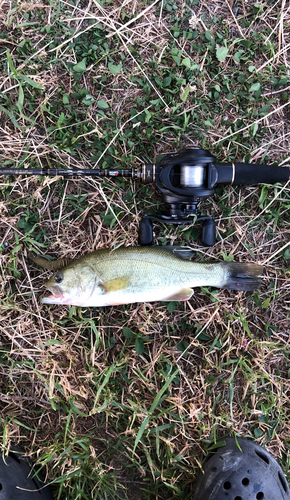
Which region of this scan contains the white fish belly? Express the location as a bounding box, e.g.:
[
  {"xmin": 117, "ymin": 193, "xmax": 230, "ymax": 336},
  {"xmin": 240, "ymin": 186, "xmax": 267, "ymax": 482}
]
[{"xmin": 75, "ymin": 284, "xmax": 190, "ymax": 307}]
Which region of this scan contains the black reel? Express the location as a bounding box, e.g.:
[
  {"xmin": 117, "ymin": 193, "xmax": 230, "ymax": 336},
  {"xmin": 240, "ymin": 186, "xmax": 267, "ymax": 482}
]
[
  {"xmin": 138, "ymin": 146, "xmax": 290, "ymax": 246},
  {"xmin": 138, "ymin": 148, "xmax": 219, "ymax": 246}
]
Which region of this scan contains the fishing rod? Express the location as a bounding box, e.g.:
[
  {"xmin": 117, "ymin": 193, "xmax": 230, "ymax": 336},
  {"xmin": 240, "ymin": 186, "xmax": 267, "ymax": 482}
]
[{"xmin": 1, "ymin": 148, "xmax": 289, "ymax": 246}]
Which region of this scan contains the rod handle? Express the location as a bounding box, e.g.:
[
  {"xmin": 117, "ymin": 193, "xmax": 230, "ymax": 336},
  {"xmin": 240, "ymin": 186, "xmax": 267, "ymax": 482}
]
[{"xmin": 216, "ymin": 162, "xmax": 290, "ymax": 186}]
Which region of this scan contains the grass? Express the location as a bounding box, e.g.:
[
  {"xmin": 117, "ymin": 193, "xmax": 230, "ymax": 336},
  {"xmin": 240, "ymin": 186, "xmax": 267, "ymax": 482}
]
[{"xmin": 0, "ymin": 0, "xmax": 290, "ymax": 498}]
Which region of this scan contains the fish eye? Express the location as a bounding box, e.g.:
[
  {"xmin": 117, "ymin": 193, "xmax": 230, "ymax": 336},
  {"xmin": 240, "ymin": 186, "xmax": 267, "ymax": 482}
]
[{"xmin": 54, "ymin": 273, "xmax": 63, "ymax": 284}]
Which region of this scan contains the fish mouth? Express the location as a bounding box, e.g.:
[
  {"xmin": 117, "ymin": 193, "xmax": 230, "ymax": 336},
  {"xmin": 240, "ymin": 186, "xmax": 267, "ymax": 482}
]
[{"xmin": 41, "ymin": 285, "xmax": 64, "ymax": 304}]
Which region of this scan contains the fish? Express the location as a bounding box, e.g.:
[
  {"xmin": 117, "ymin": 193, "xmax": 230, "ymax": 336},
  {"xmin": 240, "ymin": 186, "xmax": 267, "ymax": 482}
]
[{"xmin": 30, "ymin": 246, "xmax": 263, "ymax": 307}]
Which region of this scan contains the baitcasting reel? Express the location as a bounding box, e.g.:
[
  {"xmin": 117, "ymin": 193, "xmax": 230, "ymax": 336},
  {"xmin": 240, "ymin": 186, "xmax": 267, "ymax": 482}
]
[
  {"xmin": 0, "ymin": 148, "xmax": 289, "ymax": 246},
  {"xmin": 137, "ymin": 148, "xmax": 290, "ymax": 246}
]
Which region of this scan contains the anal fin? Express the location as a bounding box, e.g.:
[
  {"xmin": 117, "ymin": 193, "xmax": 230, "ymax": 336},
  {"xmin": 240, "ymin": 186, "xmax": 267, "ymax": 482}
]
[{"xmin": 163, "ymin": 288, "xmax": 193, "ymax": 301}]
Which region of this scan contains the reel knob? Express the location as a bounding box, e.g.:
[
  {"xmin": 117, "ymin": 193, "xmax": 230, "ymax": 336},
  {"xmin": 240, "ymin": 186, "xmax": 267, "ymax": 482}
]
[
  {"xmin": 138, "ymin": 216, "xmax": 153, "ymax": 246},
  {"xmin": 201, "ymin": 219, "xmax": 216, "ymax": 247}
]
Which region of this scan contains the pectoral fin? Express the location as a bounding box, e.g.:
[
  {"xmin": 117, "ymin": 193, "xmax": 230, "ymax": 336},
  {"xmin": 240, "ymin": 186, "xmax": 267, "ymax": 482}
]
[
  {"xmin": 101, "ymin": 277, "xmax": 129, "ymax": 293},
  {"xmin": 163, "ymin": 288, "xmax": 194, "ymax": 301}
]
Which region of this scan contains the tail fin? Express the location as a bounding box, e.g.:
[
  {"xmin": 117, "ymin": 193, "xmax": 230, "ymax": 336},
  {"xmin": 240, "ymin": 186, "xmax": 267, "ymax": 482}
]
[{"xmin": 222, "ymin": 262, "xmax": 263, "ymax": 291}]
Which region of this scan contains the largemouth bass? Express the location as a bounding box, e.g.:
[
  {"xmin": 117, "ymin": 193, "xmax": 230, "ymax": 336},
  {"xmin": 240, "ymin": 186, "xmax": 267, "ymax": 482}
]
[{"xmin": 31, "ymin": 246, "xmax": 263, "ymax": 307}]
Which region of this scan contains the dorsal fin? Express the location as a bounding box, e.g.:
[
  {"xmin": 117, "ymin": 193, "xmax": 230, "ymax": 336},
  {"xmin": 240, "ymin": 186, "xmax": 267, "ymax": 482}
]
[
  {"xmin": 28, "ymin": 251, "xmax": 72, "ymax": 271},
  {"xmin": 158, "ymin": 246, "xmax": 196, "ymax": 261}
]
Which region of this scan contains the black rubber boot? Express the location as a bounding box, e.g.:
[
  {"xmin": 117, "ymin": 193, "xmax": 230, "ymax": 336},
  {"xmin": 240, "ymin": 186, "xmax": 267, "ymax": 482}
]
[
  {"xmin": 193, "ymin": 437, "xmax": 290, "ymax": 500},
  {"xmin": 0, "ymin": 445, "xmax": 54, "ymax": 500}
]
